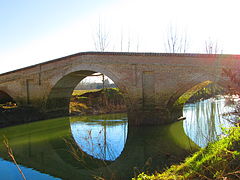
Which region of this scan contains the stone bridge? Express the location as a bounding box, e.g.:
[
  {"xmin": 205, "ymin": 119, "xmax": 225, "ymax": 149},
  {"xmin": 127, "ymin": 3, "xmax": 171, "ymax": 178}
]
[{"xmin": 0, "ymin": 52, "xmax": 239, "ymax": 126}]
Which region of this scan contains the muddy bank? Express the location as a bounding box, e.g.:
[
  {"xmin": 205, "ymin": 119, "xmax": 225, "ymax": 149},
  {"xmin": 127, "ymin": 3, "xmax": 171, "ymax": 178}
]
[{"xmin": 70, "ymin": 88, "xmax": 127, "ymax": 115}]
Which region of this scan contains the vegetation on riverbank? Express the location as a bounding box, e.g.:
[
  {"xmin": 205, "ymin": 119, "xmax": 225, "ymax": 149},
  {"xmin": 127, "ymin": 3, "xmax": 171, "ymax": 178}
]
[
  {"xmin": 70, "ymin": 88, "xmax": 126, "ymax": 115},
  {"xmin": 187, "ymin": 83, "xmax": 225, "ymax": 103},
  {"xmin": 135, "ymin": 70, "xmax": 240, "ymax": 180},
  {"xmin": 175, "ymin": 82, "xmax": 225, "ymax": 108},
  {"xmin": 134, "ymin": 125, "xmax": 240, "ymax": 180}
]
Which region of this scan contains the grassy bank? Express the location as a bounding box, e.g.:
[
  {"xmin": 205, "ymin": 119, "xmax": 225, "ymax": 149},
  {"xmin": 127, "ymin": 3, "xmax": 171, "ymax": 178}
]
[
  {"xmin": 134, "ymin": 125, "xmax": 240, "ymax": 180},
  {"xmin": 72, "ymin": 89, "xmax": 101, "ymax": 96},
  {"xmin": 70, "ymin": 88, "xmax": 126, "ymax": 115}
]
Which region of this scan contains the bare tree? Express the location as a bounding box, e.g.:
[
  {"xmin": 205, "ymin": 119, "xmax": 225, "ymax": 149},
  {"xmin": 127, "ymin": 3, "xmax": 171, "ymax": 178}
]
[
  {"xmin": 94, "ymin": 20, "xmax": 110, "ymax": 52},
  {"xmin": 120, "ymin": 29, "xmax": 123, "ymax": 52},
  {"xmin": 204, "ymin": 38, "xmax": 223, "ymax": 95},
  {"xmin": 164, "ymin": 25, "xmax": 188, "ymax": 53},
  {"xmin": 118, "ymin": 28, "xmax": 140, "ymax": 52},
  {"xmin": 127, "ymin": 36, "xmax": 131, "ymax": 52},
  {"xmin": 205, "ymin": 38, "xmax": 222, "ymax": 54},
  {"xmin": 136, "ymin": 37, "xmax": 140, "ymax": 52}
]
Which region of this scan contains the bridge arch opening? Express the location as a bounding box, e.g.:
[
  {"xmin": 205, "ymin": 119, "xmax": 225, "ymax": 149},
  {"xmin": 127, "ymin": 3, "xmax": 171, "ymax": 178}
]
[
  {"xmin": 69, "ymin": 72, "xmax": 127, "ymax": 115},
  {"xmin": 0, "ymin": 90, "xmax": 17, "ymax": 109},
  {"xmin": 170, "ymin": 80, "xmax": 232, "ymax": 148},
  {"xmin": 46, "ymin": 70, "xmax": 128, "ymax": 118},
  {"xmin": 166, "ymin": 79, "xmax": 226, "ymax": 122},
  {"xmin": 169, "ymin": 80, "xmax": 226, "ymax": 113},
  {"xmin": 46, "ymin": 70, "xmax": 128, "ymax": 161},
  {"xmin": 174, "ymin": 80, "xmax": 213, "ymax": 108}
]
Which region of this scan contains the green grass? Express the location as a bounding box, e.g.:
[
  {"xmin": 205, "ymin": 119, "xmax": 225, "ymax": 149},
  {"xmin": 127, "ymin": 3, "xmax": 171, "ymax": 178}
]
[
  {"xmin": 134, "ymin": 125, "xmax": 240, "ymax": 180},
  {"xmin": 72, "ymin": 89, "xmax": 101, "ymax": 96}
]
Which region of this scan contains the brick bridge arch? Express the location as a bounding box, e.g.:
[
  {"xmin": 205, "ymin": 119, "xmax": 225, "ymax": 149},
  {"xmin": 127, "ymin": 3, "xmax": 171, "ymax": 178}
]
[
  {"xmin": 45, "ymin": 64, "xmax": 132, "ymax": 117},
  {"xmin": 167, "ymin": 73, "xmax": 229, "ymax": 119}
]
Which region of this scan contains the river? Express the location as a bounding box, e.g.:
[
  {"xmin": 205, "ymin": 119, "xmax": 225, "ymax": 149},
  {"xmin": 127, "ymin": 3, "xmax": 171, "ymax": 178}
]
[{"xmin": 0, "ymin": 97, "xmax": 235, "ymax": 179}]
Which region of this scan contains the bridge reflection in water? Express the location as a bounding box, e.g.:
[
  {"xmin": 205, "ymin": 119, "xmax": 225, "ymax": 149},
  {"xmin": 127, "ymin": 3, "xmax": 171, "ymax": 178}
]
[
  {"xmin": 0, "ymin": 98, "xmax": 234, "ymax": 180},
  {"xmin": 0, "ymin": 114, "xmax": 197, "ymax": 180},
  {"xmin": 70, "ymin": 114, "xmax": 128, "ymax": 161},
  {"xmin": 183, "ymin": 97, "xmax": 235, "ymax": 147}
]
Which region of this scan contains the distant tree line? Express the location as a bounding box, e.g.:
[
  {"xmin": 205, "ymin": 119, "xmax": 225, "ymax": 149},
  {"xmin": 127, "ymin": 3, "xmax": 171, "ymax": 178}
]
[{"xmin": 75, "ymin": 79, "xmax": 116, "ymax": 90}]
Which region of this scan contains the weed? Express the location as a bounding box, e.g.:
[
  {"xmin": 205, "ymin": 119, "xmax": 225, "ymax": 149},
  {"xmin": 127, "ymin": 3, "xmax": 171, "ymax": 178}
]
[
  {"xmin": 134, "ymin": 126, "xmax": 240, "ymax": 179},
  {"xmin": 3, "ymin": 136, "xmax": 26, "ymax": 180}
]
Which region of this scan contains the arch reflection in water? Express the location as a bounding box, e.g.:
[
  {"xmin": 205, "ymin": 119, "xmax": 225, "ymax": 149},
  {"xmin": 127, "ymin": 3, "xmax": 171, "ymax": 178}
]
[
  {"xmin": 70, "ymin": 113, "xmax": 128, "ymax": 161},
  {"xmin": 183, "ymin": 97, "xmax": 235, "ymax": 147}
]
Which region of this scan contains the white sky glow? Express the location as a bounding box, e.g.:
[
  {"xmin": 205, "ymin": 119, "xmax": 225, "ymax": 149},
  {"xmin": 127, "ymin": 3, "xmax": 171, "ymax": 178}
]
[{"xmin": 1, "ymin": 0, "xmax": 240, "ymax": 73}]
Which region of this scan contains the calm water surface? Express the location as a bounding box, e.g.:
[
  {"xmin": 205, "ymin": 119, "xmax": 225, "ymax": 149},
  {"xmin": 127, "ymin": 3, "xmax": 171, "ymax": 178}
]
[
  {"xmin": 0, "ymin": 98, "xmax": 234, "ymax": 179},
  {"xmin": 183, "ymin": 97, "xmax": 234, "ymax": 147}
]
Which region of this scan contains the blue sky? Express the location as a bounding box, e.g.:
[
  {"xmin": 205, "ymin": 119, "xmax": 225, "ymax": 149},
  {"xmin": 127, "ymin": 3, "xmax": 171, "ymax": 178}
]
[
  {"xmin": 1, "ymin": 0, "xmax": 240, "ymax": 73},
  {"xmin": 0, "ymin": 0, "xmax": 113, "ymax": 51}
]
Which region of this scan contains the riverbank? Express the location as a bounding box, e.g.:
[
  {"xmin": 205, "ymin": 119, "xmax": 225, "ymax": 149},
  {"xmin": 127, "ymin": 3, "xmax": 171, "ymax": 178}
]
[
  {"xmin": 0, "ymin": 88, "xmax": 126, "ymax": 128},
  {"xmin": 186, "ymin": 84, "xmax": 225, "ymax": 104},
  {"xmin": 134, "ymin": 125, "xmax": 240, "ymax": 180},
  {"xmin": 70, "ymin": 88, "xmax": 126, "ymax": 115},
  {"xmin": 0, "ymin": 106, "xmax": 44, "ymax": 127}
]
